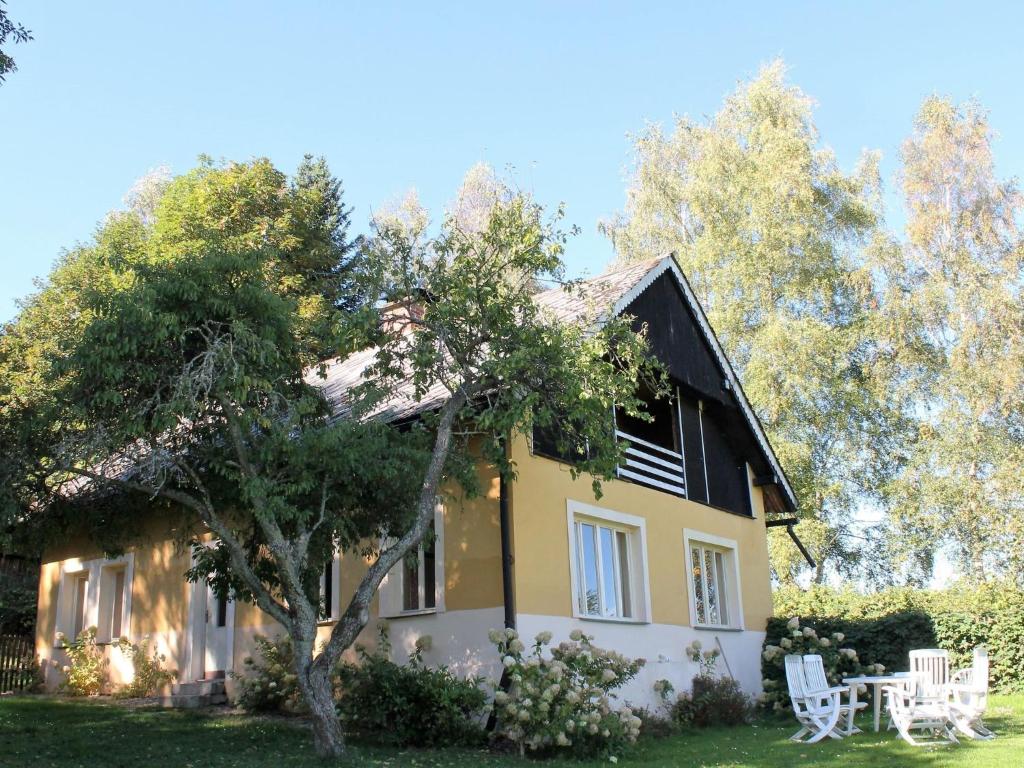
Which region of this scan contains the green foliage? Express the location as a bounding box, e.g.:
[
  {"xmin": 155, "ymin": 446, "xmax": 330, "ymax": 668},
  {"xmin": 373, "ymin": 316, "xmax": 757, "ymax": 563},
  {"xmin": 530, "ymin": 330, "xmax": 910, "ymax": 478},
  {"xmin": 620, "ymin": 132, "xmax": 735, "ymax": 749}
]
[
  {"xmin": 54, "ymin": 627, "xmax": 107, "ymax": 696},
  {"xmin": 489, "ymin": 628, "xmax": 644, "ymax": 759},
  {"xmin": 655, "ymin": 641, "xmax": 751, "ymax": 728},
  {"xmin": 233, "ymin": 634, "xmax": 305, "ymax": 714},
  {"xmin": 773, "ymin": 582, "xmax": 1024, "ymax": 693},
  {"xmin": 0, "ymin": 562, "xmax": 37, "ymax": 636},
  {"xmin": 2, "ymin": 157, "xmax": 658, "ymax": 756},
  {"xmin": 869, "ymin": 97, "xmax": 1024, "ymax": 582},
  {"xmin": 673, "ymin": 676, "xmax": 751, "ymax": 728},
  {"xmin": 335, "ymin": 626, "xmax": 488, "ymax": 747},
  {"xmin": 0, "ymin": 1, "xmax": 32, "ymax": 83},
  {"xmin": 114, "ymin": 636, "xmax": 176, "ymax": 698}
]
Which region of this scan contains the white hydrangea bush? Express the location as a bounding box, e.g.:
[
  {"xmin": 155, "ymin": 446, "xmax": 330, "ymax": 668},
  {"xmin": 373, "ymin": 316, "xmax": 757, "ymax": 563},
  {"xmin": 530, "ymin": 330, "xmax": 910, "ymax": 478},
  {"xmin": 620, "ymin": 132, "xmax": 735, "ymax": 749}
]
[{"xmin": 488, "ymin": 628, "xmax": 645, "ymax": 758}]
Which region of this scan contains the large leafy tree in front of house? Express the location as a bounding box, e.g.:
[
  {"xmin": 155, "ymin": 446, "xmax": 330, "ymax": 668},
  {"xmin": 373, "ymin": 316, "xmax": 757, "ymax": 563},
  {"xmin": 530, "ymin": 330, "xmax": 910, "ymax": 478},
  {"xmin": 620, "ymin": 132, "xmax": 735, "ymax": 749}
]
[
  {"xmin": 602, "ymin": 60, "xmax": 910, "ymax": 582},
  {"xmin": 0, "ymin": 159, "xmax": 657, "ymax": 757}
]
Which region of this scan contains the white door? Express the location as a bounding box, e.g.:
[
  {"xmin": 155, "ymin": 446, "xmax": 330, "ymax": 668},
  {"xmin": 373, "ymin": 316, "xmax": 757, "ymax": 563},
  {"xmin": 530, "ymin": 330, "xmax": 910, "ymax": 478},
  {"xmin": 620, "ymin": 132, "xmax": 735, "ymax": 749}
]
[{"xmin": 203, "ymin": 585, "xmax": 230, "ymax": 679}]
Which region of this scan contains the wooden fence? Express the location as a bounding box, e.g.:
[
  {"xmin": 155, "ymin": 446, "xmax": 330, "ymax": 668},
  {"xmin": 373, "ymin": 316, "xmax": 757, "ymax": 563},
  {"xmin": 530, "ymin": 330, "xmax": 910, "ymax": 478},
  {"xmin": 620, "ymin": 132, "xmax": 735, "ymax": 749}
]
[{"xmin": 0, "ymin": 635, "xmax": 36, "ymax": 693}]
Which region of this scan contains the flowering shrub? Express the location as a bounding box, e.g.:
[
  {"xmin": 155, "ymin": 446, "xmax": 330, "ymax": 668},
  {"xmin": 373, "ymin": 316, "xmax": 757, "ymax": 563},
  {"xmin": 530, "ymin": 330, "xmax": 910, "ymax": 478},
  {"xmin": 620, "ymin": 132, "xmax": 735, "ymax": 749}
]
[
  {"xmin": 335, "ymin": 624, "xmax": 488, "ymax": 747},
  {"xmin": 55, "ymin": 627, "xmax": 108, "ymax": 696},
  {"xmin": 774, "ymin": 582, "xmax": 1024, "ymax": 693},
  {"xmin": 233, "ymin": 634, "xmax": 304, "ymax": 713},
  {"xmin": 654, "ymin": 640, "xmax": 750, "ymax": 728},
  {"xmin": 760, "ymin": 616, "xmax": 869, "ymax": 711},
  {"xmin": 489, "ymin": 628, "xmax": 645, "ymax": 759},
  {"xmin": 115, "ymin": 636, "xmax": 176, "ymax": 697}
]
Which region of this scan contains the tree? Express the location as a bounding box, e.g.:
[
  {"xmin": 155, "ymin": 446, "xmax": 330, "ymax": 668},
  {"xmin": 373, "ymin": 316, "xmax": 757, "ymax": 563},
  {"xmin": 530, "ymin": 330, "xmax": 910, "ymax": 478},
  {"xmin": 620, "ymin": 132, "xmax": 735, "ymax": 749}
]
[
  {"xmin": 872, "ymin": 97, "xmax": 1024, "ymax": 582},
  {"xmin": 0, "ymin": 1, "xmax": 32, "ymax": 84},
  {"xmin": 1, "ymin": 160, "xmax": 657, "ymax": 757},
  {"xmin": 602, "ymin": 60, "xmax": 908, "ymax": 582}
]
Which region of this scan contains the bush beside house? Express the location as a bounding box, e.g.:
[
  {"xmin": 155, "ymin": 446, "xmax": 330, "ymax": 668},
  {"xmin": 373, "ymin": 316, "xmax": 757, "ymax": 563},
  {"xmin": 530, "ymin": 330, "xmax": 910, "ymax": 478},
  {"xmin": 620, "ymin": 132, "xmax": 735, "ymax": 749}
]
[
  {"xmin": 770, "ymin": 582, "xmax": 1024, "ymax": 694},
  {"xmin": 233, "ymin": 625, "xmax": 647, "ymax": 758},
  {"xmin": 653, "ymin": 641, "xmax": 752, "ymax": 727},
  {"xmin": 53, "ymin": 628, "xmax": 176, "ymax": 697},
  {"xmin": 336, "ymin": 628, "xmax": 489, "ymax": 748}
]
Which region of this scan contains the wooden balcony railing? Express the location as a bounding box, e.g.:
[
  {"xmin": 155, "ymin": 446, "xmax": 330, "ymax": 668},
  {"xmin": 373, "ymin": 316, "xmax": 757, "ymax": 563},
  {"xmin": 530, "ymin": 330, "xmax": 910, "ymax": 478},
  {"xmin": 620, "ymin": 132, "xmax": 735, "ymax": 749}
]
[{"xmin": 614, "ymin": 429, "xmax": 686, "ymax": 496}]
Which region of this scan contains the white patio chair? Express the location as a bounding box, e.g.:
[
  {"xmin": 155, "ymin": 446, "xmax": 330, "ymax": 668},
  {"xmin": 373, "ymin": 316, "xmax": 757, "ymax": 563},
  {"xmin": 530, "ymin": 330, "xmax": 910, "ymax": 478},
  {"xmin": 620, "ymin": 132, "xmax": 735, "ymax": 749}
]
[
  {"xmin": 948, "ymin": 646, "xmax": 995, "ymax": 739},
  {"xmin": 784, "ymin": 654, "xmax": 844, "ymax": 743},
  {"xmin": 803, "ymin": 654, "xmax": 866, "ymax": 736},
  {"xmin": 909, "ymin": 648, "xmax": 951, "ymax": 705},
  {"xmin": 884, "ymin": 675, "xmax": 958, "ymax": 747}
]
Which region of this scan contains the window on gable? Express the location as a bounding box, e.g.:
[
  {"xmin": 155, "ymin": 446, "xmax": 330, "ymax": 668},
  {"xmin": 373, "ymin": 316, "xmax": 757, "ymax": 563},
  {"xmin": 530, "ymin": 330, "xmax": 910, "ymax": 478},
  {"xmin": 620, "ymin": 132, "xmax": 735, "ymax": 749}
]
[
  {"xmin": 568, "ymin": 502, "xmax": 648, "ymax": 623},
  {"xmin": 685, "ymin": 532, "xmax": 742, "ymax": 629}
]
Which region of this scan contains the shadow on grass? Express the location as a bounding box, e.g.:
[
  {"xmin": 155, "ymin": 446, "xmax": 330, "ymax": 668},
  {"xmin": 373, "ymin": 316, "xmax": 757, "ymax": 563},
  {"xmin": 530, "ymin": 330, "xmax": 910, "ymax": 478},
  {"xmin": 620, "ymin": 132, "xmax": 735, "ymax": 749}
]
[{"xmin": 1, "ymin": 694, "xmax": 1020, "ymax": 767}]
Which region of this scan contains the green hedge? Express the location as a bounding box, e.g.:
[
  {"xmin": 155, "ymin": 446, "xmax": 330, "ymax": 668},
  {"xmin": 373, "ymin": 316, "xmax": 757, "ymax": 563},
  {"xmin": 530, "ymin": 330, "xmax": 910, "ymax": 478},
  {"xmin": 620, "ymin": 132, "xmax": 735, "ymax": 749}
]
[{"xmin": 771, "ymin": 581, "xmax": 1024, "ymax": 693}]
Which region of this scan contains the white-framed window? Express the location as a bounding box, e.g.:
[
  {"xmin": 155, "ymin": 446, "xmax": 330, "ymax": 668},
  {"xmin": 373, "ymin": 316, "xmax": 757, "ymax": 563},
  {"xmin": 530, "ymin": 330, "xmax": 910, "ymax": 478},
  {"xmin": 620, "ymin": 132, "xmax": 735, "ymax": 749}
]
[
  {"xmin": 55, "ymin": 554, "xmax": 134, "ymax": 645},
  {"xmin": 566, "ymin": 500, "xmax": 650, "ymax": 623},
  {"xmin": 683, "ymin": 530, "xmax": 743, "ymax": 629},
  {"xmin": 379, "ymin": 502, "xmax": 445, "ymax": 618},
  {"xmin": 97, "ymin": 564, "xmax": 129, "ymax": 642},
  {"xmin": 69, "ymin": 571, "xmax": 89, "ymax": 640},
  {"xmin": 319, "ymin": 550, "xmax": 340, "ymax": 622}
]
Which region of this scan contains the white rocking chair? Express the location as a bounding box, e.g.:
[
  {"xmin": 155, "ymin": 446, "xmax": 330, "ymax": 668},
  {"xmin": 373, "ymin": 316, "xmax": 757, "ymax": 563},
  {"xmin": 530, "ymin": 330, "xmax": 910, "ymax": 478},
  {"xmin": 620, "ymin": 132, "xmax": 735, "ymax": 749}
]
[
  {"xmin": 948, "ymin": 647, "xmax": 995, "ymax": 739},
  {"xmin": 803, "ymin": 654, "xmax": 866, "ymax": 736},
  {"xmin": 784, "ymin": 654, "xmax": 847, "ymax": 743},
  {"xmin": 886, "ymin": 649, "xmax": 958, "ymax": 746}
]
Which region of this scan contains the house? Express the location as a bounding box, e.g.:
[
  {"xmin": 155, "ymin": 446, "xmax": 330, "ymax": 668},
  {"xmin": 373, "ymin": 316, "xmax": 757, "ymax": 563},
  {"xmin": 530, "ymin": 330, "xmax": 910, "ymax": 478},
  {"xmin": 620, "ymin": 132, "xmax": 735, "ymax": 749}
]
[{"xmin": 34, "ymin": 254, "xmax": 800, "ymax": 708}]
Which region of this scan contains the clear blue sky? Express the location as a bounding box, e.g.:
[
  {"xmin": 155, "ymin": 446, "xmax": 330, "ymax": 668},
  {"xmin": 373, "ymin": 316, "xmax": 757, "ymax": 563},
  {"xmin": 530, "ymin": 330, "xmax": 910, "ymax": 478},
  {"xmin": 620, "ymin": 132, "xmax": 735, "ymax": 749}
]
[{"xmin": 3, "ymin": 1, "xmax": 1023, "ymax": 322}]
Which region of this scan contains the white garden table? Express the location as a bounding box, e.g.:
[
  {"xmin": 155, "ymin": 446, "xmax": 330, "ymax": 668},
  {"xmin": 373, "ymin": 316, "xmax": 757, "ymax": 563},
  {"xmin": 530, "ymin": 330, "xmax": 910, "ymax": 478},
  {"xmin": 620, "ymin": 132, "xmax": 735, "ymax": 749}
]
[{"xmin": 842, "ymin": 674, "xmax": 916, "ymax": 733}]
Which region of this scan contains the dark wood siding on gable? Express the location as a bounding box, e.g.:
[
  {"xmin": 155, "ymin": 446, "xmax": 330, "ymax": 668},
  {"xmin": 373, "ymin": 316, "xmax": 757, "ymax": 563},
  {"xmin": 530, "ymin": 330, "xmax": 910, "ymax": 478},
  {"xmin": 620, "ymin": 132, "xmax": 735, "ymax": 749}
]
[
  {"xmin": 623, "ymin": 271, "xmax": 760, "ymax": 516},
  {"xmin": 700, "ymin": 404, "xmax": 753, "ymax": 516},
  {"xmin": 623, "ymin": 272, "xmax": 730, "ymax": 407}
]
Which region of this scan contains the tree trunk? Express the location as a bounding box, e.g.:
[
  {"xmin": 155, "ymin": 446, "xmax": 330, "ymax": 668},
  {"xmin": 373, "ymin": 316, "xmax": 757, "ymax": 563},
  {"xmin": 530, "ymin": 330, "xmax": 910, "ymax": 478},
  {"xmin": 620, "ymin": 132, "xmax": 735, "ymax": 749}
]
[{"xmin": 294, "ymin": 639, "xmax": 346, "ymax": 758}]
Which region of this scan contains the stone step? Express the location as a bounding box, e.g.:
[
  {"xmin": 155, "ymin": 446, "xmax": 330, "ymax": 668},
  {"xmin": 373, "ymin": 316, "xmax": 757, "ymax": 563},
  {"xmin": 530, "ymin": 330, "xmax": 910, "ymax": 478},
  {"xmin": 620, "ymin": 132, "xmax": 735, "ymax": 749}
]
[
  {"xmin": 171, "ymin": 679, "xmax": 226, "ymax": 698},
  {"xmin": 160, "ymin": 692, "xmax": 228, "ymax": 709}
]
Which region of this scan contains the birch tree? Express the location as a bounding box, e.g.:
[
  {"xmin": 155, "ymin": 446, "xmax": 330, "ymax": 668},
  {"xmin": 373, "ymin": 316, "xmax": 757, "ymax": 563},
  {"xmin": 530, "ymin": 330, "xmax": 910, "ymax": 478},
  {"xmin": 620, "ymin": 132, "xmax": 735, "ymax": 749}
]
[
  {"xmin": 873, "ymin": 97, "xmax": 1024, "ymax": 582},
  {"xmin": 603, "ymin": 61, "xmax": 908, "ymax": 581}
]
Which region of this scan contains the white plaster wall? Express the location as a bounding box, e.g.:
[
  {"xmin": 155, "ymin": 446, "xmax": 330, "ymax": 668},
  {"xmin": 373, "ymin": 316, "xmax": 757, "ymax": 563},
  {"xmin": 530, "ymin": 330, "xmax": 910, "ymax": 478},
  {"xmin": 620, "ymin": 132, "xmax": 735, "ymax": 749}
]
[
  {"xmin": 516, "ymin": 614, "xmax": 765, "ymax": 711},
  {"xmin": 225, "ymin": 607, "xmax": 764, "ymax": 712},
  {"xmin": 231, "ymin": 606, "xmax": 507, "ymax": 693}
]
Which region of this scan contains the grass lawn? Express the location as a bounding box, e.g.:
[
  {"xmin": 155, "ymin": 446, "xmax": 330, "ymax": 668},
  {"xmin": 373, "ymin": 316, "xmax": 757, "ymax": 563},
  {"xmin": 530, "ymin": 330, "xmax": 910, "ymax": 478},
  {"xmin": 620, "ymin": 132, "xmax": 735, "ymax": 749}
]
[{"xmin": 1, "ymin": 694, "xmax": 1021, "ymax": 767}]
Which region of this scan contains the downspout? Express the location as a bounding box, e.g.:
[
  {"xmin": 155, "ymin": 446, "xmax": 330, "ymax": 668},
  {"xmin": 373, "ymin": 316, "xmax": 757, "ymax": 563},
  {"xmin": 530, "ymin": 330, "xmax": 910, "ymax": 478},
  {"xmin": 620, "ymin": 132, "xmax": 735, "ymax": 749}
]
[
  {"xmin": 499, "ymin": 468, "xmax": 515, "ymax": 630},
  {"xmin": 488, "ymin": 441, "xmax": 516, "ymax": 732}
]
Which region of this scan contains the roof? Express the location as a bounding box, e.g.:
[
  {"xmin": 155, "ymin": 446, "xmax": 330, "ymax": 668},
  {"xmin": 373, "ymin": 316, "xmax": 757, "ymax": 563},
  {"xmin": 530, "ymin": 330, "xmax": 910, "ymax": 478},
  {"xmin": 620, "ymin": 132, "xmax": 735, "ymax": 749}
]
[
  {"xmin": 308, "ymin": 257, "xmax": 664, "ymax": 422},
  {"xmin": 309, "ymin": 254, "xmax": 797, "ymax": 512}
]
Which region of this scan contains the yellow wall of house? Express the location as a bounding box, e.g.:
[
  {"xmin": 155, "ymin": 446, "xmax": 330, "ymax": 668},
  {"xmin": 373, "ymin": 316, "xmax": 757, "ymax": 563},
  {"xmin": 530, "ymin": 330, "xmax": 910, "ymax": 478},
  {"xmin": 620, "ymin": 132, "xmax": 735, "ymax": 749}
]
[
  {"xmin": 36, "ymin": 519, "xmax": 195, "ymax": 687},
  {"xmin": 507, "ymin": 432, "xmax": 773, "ymax": 631},
  {"xmin": 35, "ymin": 457, "xmax": 504, "ymax": 687}
]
